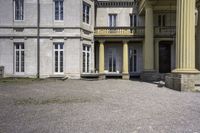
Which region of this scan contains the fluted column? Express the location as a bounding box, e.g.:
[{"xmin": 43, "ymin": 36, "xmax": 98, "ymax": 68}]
[
  {"xmin": 143, "ymin": 3, "xmax": 154, "ymax": 71},
  {"xmin": 99, "ymin": 40, "xmax": 105, "ymax": 74},
  {"xmin": 173, "ymin": 0, "xmax": 199, "ymax": 73},
  {"xmin": 123, "ymin": 41, "xmax": 129, "ymax": 74}
]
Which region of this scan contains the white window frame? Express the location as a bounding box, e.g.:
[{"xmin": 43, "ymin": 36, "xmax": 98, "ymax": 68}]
[
  {"xmin": 14, "ymin": 0, "xmax": 24, "ymax": 21},
  {"xmin": 54, "ymin": 0, "xmax": 64, "ymax": 21},
  {"xmin": 82, "ymin": 45, "xmax": 91, "ymax": 73},
  {"xmin": 83, "ymin": 2, "xmax": 91, "ymax": 24},
  {"xmin": 109, "ymin": 14, "xmax": 117, "ymax": 27},
  {"xmin": 14, "ymin": 42, "xmax": 25, "ymax": 74},
  {"xmin": 54, "ymin": 43, "xmax": 64, "ymax": 74}
]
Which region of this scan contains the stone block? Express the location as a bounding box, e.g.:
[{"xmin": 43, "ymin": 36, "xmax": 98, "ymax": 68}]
[
  {"xmin": 140, "ymin": 71, "xmax": 159, "ymax": 82},
  {"xmin": 165, "ymin": 73, "xmax": 200, "ymax": 92},
  {"xmin": 122, "ymin": 73, "xmax": 130, "ymax": 80},
  {"xmin": 98, "ymin": 74, "xmax": 106, "ymax": 80}
]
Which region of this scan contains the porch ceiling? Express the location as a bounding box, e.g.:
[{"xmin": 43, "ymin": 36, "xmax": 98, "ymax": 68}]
[{"xmin": 138, "ymin": 0, "xmax": 177, "ymax": 14}]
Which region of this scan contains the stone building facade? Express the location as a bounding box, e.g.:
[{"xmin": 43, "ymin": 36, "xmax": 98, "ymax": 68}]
[
  {"xmin": 0, "ymin": 0, "xmax": 200, "ymax": 91},
  {"xmin": 0, "ymin": 0, "xmax": 95, "ymax": 79}
]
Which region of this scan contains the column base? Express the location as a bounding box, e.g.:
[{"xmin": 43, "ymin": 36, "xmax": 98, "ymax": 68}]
[
  {"xmin": 165, "ymin": 73, "xmax": 200, "ymax": 92},
  {"xmin": 172, "ymin": 68, "xmax": 200, "ymax": 74},
  {"xmin": 140, "ymin": 70, "xmax": 159, "ymax": 82},
  {"xmin": 98, "ymin": 74, "xmax": 106, "ymax": 80},
  {"xmin": 122, "ymin": 73, "xmax": 130, "ymax": 80}
]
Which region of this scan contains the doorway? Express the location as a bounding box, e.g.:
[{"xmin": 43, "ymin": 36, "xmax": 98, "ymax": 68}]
[{"xmin": 159, "ymin": 42, "xmax": 171, "ymax": 73}]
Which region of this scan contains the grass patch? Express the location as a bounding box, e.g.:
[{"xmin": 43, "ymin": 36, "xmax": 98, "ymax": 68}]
[
  {"xmin": 0, "ymin": 78, "xmax": 47, "ymax": 85},
  {"xmin": 14, "ymin": 97, "xmax": 92, "ymax": 105}
]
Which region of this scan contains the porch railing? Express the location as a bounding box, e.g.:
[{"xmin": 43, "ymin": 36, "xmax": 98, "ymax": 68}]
[
  {"xmin": 154, "ymin": 26, "xmax": 176, "ymax": 37},
  {"xmin": 94, "ymin": 27, "xmax": 145, "ymax": 37}
]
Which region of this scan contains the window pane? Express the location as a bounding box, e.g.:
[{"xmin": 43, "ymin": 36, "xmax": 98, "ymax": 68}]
[
  {"xmin": 114, "ymin": 15, "xmax": 116, "ymax": 27},
  {"xmin": 55, "ymin": 51, "xmax": 58, "ymax": 72},
  {"xmin": 55, "ymin": 44, "xmax": 58, "ymax": 49},
  {"xmin": 158, "ymin": 15, "xmax": 162, "ymax": 26},
  {"xmin": 83, "ymin": 52, "xmax": 86, "ymax": 72},
  {"xmin": 60, "ymin": 43, "xmax": 64, "ymax": 49},
  {"xmin": 113, "ymin": 57, "xmax": 116, "ymax": 72},
  {"xmin": 83, "ymin": 3, "xmax": 90, "ymax": 23},
  {"xmin": 21, "ymin": 51, "xmax": 24, "ymax": 72},
  {"xmin": 87, "ymin": 46, "xmax": 90, "ymax": 51},
  {"xmin": 60, "ymin": 1, "xmax": 63, "ymax": 20},
  {"xmin": 108, "ymin": 50, "xmax": 112, "ymax": 72},
  {"xmin": 134, "ymin": 50, "xmax": 137, "ymax": 72},
  {"xmin": 86, "ymin": 15, "xmax": 89, "ymax": 24},
  {"xmin": 130, "ymin": 15, "xmax": 133, "ymax": 27},
  {"xmin": 60, "ymin": 51, "xmax": 63, "ymax": 61},
  {"xmin": 134, "ymin": 15, "xmax": 137, "ymax": 27},
  {"xmin": 87, "ymin": 53, "xmax": 89, "ymax": 73},
  {"xmin": 21, "ymin": 44, "xmax": 24, "ymax": 49},
  {"xmin": 15, "ymin": 0, "xmax": 23, "ymax": 20},
  {"xmin": 16, "ymin": 51, "xmax": 19, "ymax": 72},
  {"xmin": 60, "ymin": 51, "xmax": 63, "ymax": 72},
  {"xmin": 163, "ymin": 15, "xmax": 166, "ymax": 26},
  {"xmin": 16, "ymin": 44, "xmax": 19, "ymax": 49},
  {"xmin": 129, "ymin": 50, "xmax": 133, "ymax": 72},
  {"xmin": 55, "ymin": 1, "xmax": 59, "ymax": 20},
  {"xmin": 21, "ymin": 0, "xmax": 24, "ymax": 20}
]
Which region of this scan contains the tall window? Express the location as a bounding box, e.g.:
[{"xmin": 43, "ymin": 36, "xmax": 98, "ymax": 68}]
[
  {"xmin": 108, "ymin": 48, "xmax": 116, "ymax": 72},
  {"xmin": 83, "ymin": 2, "xmax": 90, "ymax": 24},
  {"xmin": 14, "ymin": 43, "xmax": 25, "ymax": 73},
  {"xmin": 82, "ymin": 45, "xmax": 91, "ymax": 73},
  {"xmin": 158, "ymin": 15, "xmax": 166, "ymax": 27},
  {"xmin": 129, "ymin": 49, "xmax": 137, "ymax": 73},
  {"xmin": 14, "ymin": 0, "xmax": 24, "ymax": 20},
  {"xmin": 54, "ymin": 43, "xmax": 64, "ymax": 73},
  {"xmin": 109, "ymin": 14, "xmax": 117, "ymax": 27},
  {"xmin": 130, "ymin": 14, "xmax": 137, "ymax": 27},
  {"xmin": 55, "ymin": 0, "xmax": 64, "ymax": 20}
]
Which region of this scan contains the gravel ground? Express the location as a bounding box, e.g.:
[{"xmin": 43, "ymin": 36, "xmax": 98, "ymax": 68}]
[{"xmin": 0, "ymin": 79, "xmax": 200, "ymax": 133}]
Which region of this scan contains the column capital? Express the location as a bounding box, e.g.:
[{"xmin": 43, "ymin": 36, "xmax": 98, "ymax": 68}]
[
  {"xmin": 122, "ymin": 40, "xmax": 129, "ymax": 44},
  {"xmin": 145, "ymin": 0, "xmax": 152, "ymax": 9},
  {"xmin": 99, "ymin": 40, "xmax": 105, "ymax": 44}
]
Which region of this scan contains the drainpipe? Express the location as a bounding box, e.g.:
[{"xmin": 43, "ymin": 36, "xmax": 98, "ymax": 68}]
[{"xmin": 37, "ymin": 0, "xmax": 40, "ymax": 78}]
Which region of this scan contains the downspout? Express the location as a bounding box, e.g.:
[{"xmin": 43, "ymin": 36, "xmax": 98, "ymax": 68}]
[{"xmin": 37, "ymin": 0, "xmax": 40, "ymax": 78}]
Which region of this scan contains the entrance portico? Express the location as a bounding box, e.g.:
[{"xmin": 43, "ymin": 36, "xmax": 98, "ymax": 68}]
[{"xmin": 96, "ymin": 39, "xmax": 143, "ymax": 80}]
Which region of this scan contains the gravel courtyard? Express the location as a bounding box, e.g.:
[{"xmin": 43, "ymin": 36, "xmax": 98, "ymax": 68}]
[{"xmin": 0, "ymin": 79, "xmax": 200, "ymax": 133}]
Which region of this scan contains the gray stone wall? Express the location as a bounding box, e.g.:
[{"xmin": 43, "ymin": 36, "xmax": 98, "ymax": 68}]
[{"xmin": 0, "ymin": 0, "xmax": 95, "ymax": 79}]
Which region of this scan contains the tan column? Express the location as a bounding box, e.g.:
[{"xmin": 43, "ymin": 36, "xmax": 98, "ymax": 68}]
[
  {"xmin": 143, "ymin": 3, "xmax": 154, "ymax": 71},
  {"xmin": 123, "ymin": 41, "xmax": 129, "ymax": 74},
  {"xmin": 99, "ymin": 41, "xmax": 105, "ymax": 74},
  {"xmin": 173, "ymin": 0, "xmax": 199, "ymax": 73}
]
